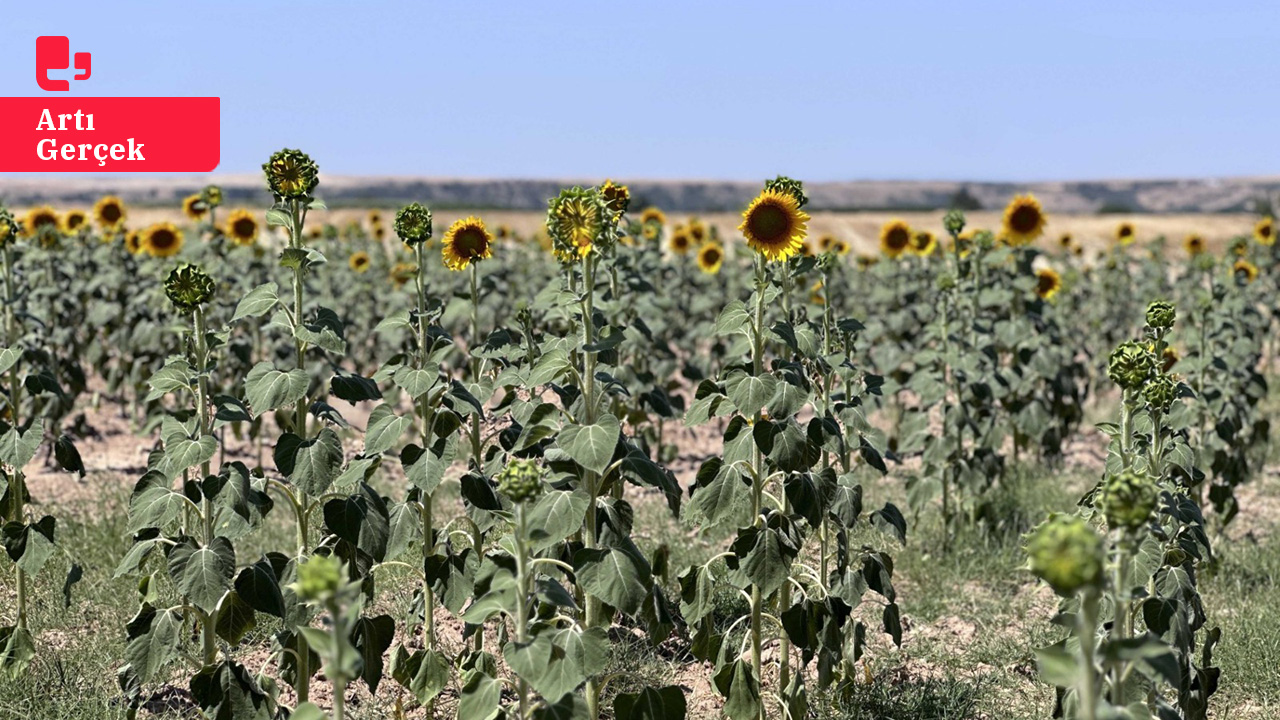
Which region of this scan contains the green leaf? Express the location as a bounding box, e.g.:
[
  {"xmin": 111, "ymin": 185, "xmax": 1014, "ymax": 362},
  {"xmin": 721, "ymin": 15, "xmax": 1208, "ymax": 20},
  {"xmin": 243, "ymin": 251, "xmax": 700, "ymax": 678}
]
[
  {"xmin": 0, "ymin": 347, "xmax": 21, "ymax": 376},
  {"xmin": 331, "ymin": 370, "xmax": 383, "ymax": 403},
  {"xmin": 394, "ymin": 367, "xmax": 436, "ymax": 399},
  {"xmin": 560, "ymin": 414, "xmax": 621, "ymax": 474},
  {"xmin": 124, "ymin": 607, "xmax": 182, "ymax": 681},
  {"xmin": 401, "ymin": 436, "xmax": 457, "ymax": 495},
  {"xmin": 214, "ymin": 590, "xmax": 257, "ymax": 645},
  {"xmin": 145, "ymin": 359, "xmax": 194, "ymax": 402},
  {"xmin": 390, "ymin": 646, "xmax": 451, "ymax": 706},
  {"xmin": 324, "ymin": 483, "xmax": 390, "ymax": 563},
  {"xmin": 725, "ymin": 371, "xmax": 777, "ymax": 418},
  {"xmin": 0, "ymin": 425, "xmax": 40, "ymax": 470},
  {"xmin": 364, "ymin": 404, "xmax": 412, "ymax": 456},
  {"xmin": 276, "ymin": 429, "xmax": 345, "ymax": 496},
  {"xmin": 2, "ymin": 516, "xmax": 56, "ymax": 577},
  {"xmin": 458, "ymin": 668, "xmax": 502, "ymax": 720},
  {"xmin": 727, "ymin": 514, "xmax": 801, "ymax": 597},
  {"xmin": 244, "ymin": 362, "xmax": 309, "ymax": 415},
  {"xmin": 295, "ymin": 307, "xmax": 347, "ymax": 355},
  {"xmin": 167, "ymin": 537, "xmax": 235, "ymax": 614},
  {"xmin": 161, "ymin": 434, "xmax": 217, "ymax": 477},
  {"xmin": 615, "ymin": 685, "xmax": 688, "ymax": 720},
  {"xmin": 234, "ymin": 557, "xmax": 285, "ymax": 618},
  {"xmin": 351, "ymin": 614, "xmax": 396, "ymax": 693},
  {"xmin": 525, "ymin": 490, "xmax": 590, "ymax": 552},
  {"xmin": 0, "ymin": 625, "xmax": 35, "ymax": 679},
  {"xmin": 574, "ymin": 545, "xmax": 651, "ymax": 616},
  {"xmin": 716, "ymin": 659, "xmax": 762, "ymax": 720},
  {"xmin": 128, "ymin": 471, "xmax": 189, "ymax": 532},
  {"xmin": 231, "ymin": 282, "xmax": 279, "ymax": 323}
]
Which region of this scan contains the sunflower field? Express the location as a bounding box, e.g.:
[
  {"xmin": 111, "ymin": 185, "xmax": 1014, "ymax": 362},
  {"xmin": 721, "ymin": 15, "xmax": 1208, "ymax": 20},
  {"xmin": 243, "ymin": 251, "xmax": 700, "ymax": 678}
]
[{"xmin": 0, "ymin": 153, "xmax": 1278, "ymax": 720}]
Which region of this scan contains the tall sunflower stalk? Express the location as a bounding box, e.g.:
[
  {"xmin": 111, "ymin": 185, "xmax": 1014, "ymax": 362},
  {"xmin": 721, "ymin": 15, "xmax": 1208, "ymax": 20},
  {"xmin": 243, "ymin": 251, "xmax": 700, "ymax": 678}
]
[{"xmin": 0, "ymin": 218, "xmax": 30, "ymax": 640}]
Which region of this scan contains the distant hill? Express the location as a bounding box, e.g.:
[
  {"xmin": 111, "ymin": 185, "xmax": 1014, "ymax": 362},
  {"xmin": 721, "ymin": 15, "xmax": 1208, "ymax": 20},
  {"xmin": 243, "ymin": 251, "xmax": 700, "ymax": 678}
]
[{"xmin": 2, "ymin": 175, "xmax": 1277, "ymax": 213}]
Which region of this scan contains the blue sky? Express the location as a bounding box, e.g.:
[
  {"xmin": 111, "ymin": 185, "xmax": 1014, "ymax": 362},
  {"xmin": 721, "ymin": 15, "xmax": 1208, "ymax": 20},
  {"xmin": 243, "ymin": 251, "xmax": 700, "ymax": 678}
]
[{"xmin": 2, "ymin": 1, "xmax": 1276, "ymax": 181}]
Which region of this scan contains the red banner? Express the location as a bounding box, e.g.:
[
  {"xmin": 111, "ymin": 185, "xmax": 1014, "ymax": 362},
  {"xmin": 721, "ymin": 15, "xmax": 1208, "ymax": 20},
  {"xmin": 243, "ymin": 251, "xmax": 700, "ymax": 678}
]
[{"xmin": 0, "ymin": 97, "xmax": 219, "ymax": 172}]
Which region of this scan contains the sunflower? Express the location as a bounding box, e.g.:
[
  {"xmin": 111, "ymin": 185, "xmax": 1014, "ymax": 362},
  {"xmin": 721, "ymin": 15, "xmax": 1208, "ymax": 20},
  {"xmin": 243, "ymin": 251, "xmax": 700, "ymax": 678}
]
[
  {"xmin": 738, "ymin": 188, "xmax": 809, "ymax": 262},
  {"xmin": 855, "ymin": 254, "xmax": 878, "ymax": 270},
  {"xmin": 390, "ymin": 261, "xmax": 416, "ymax": 287},
  {"xmin": 879, "ymin": 219, "xmax": 912, "ymax": 259},
  {"xmin": 1034, "ymin": 267, "xmax": 1062, "ymax": 300},
  {"xmin": 669, "ymin": 228, "xmax": 693, "ymax": 255},
  {"xmin": 1253, "ymin": 217, "xmax": 1275, "ymax": 246},
  {"xmin": 810, "ymin": 280, "xmax": 825, "ymax": 305},
  {"xmin": 640, "ymin": 207, "xmax": 666, "ymax": 226},
  {"xmin": 910, "ymin": 230, "xmax": 937, "ymax": 256},
  {"xmin": 143, "ymin": 222, "xmax": 184, "ymax": 258},
  {"xmin": 696, "ymin": 243, "xmax": 724, "ymax": 274},
  {"xmin": 225, "ymin": 209, "xmax": 260, "ymax": 246},
  {"xmin": 799, "ymin": 242, "xmax": 815, "ymax": 257},
  {"xmin": 688, "ymin": 218, "xmax": 708, "ymax": 245},
  {"xmin": 368, "ymin": 211, "xmax": 383, "ymax": 226},
  {"xmin": 1058, "ymin": 233, "xmax": 1073, "ymax": 250},
  {"xmin": 373, "ymin": 225, "xmax": 386, "ymax": 241},
  {"xmin": 93, "ymin": 196, "xmax": 127, "ymax": 230},
  {"xmin": 641, "ymin": 223, "xmax": 659, "ymax": 241},
  {"xmin": 182, "ymin": 194, "xmax": 207, "ymax": 221},
  {"xmin": 1229, "ymin": 237, "xmax": 1249, "ymax": 256},
  {"xmin": 1114, "ymin": 222, "xmax": 1136, "ymax": 245},
  {"xmin": 308, "ymin": 226, "xmax": 323, "ymax": 240},
  {"xmin": 1161, "ymin": 347, "xmax": 1179, "ymax": 373},
  {"xmin": 349, "ymin": 251, "xmax": 371, "ymax": 273},
  {"xmin": 833, "ymin": 239, "xmax": 850, "ymax": 255},
  {"xmin": 125, "ymin": 230, "xmax": 144, "ymax": 254},
  {"xmin": 442, "ymin": 216, "xmax": 494, "ymax": 271},
  {"xmin": 23, "ymin": 206, "xmax": 60, "ymax": 238},
  {"xmin": 496, "ymin": 224, "xmax": 512, "ymax": 239},
  {"xmin": 950, "ymin": 230, "xmax": 977, "ymax": 259},
  {"xmin": 1000, "ymin": 194, "xmax": 1047, "ymax": 246},
  {"xmin": 547, "ymin": 187, "xmax": 609, "ymax": 258},
  {"xmin": 600, "ymin": 179, "xmax": 631, "ymax": 219},
  {"xmin": 817, "ymin": 234, "xmax": 836, "ymax": 252},
  {"xmin": 1183, "ymin": 234, "xmax": 1205, "ymax": 256},
  {"xmin": 1232, "ymin": 258, "xmax": 1258, "ymax": 284},
  {"xmin": 64, "ymin": 210, "xmax": 88, "ymax": 234}
]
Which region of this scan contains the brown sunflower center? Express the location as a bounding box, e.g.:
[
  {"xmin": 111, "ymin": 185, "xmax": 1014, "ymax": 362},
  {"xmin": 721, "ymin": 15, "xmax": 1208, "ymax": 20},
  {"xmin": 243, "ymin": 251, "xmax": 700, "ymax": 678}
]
[
  {"xmin": 151, "ymin": 229, "xmax": 177, "ymax": 249},
  {"xmin": 33, "ymin": 212, "xmax": 57, "ymax": 229},
  {"xmin": 1009, "ymin": 205, "xmax": 1042, "ymax": 234},
  {"xmin": 1037, "ymin": 272, "xmax": 1057, "ymax": 295},
  {"xmin": 886, "ymin": 226, "xmax": 910, "ymax": 250},
  {"xmin": 100, "ymin": 204, "xmax": 122, "ymax": 223},
  {"xmin": 912, "ymin": 233, "xmax": 931, "ymax": 250},
  {"xmin": 674, "ymin": 235, "xmax": 690, "ymax": 250},
  {"xmin": 1261, "ymin": 224, "xmax": 1273, "ymax": 238},
  {"xmin": 702, "ymin": 247, "xmax": 721, "ymax": 264},
  {"xmin": 1119, "ymin": 225, "xmax": 1133, "ymax": 237},
  {"xmin": 746, "ymin": 202, "xmax": 792, "ymax": 245},
  {"xmin": 454, "ymin": 227, "xmax": 489, "ymax": 257},
  {"xmin": 233, "ymin": 218, "xmax": 256, "ymax": 238}
]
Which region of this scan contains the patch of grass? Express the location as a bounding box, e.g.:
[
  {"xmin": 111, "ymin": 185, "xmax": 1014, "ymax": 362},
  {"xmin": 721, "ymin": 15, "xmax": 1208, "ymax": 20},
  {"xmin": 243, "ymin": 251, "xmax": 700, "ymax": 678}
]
[
  {"xmin": 813, "ymin": 676, "xmax": 986, "ymax": 720},
  {"xmin": 1203, "ymin": 534, "xmax": 1280, "ymax": 712}
]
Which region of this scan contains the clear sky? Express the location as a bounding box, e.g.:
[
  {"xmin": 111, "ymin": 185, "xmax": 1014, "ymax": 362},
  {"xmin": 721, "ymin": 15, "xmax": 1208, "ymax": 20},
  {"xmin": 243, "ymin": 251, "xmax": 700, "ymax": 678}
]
[{"xmin": 2, "ymin": 1, "xmax": 1275, "ymax": 182}]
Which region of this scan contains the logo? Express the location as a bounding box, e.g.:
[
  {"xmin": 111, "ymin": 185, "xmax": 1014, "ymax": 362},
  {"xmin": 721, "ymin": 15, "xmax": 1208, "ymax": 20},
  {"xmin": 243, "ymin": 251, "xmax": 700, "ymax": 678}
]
[
  {"xmin": 0, "ymin": 38, "xmax": 219, "ymax": 172},
  {"xmin": 36, "ymin": 36, "xmax": 92, "ymax": 91}
]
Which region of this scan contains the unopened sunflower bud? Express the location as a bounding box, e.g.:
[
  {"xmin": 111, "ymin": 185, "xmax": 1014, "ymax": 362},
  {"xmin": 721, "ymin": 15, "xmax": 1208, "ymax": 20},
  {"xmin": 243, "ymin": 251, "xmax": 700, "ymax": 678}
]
[
  {"xmin": 936, "ymin": 272, "xmax": 957, "ymax": 291},
  {"xmin": 943, "ymin": 209, "xmax": 966, "ymax": 238},
  {"xmin": 973, "ymin": 230, "xmax": 995, "ymax": 251},
  {"xmin": 1098, "ymin": 470, "xmax": 1158, "ymax": 531},
  {"xmin": 1108, "ymin": 341, "xmax": 1156, "ymax": 391},
  {"xmin": 498, "ymin": 458, "xmax": 544, "ymax": 504},
  {"xmin": 394, "ymin": 203, "xmax": 434, "ymax": 245},
  {"xmin": 1145, "ymin": 300, "xmax": 1176, "ymax": 330},
  {"xmin": 1025, "ymin": 514, "xmax": 1105, "ymax": 597},
  {"xmin": 202, "ymin": 185, "xmax": 223, "ymax": 209},
  {"xmin": 764, "ymin": 176, "xmax": 808, "ymax": 208},
  {"xmin": 263, "ymin": 148, "xmax": 319, "ymax": 200},
  {"xmin": 0, "ymin": 207, "xmax": 17, "ymax": 247},
  {"xmin": 1143, "ymin": 374, "xmax": 1177, "ymax": 414},
  {"xmin": 164, "ymin": 264, "xmax": 215, "ymax": 313},
  {"xmin": 294, "ymin": 554, "xmax": 343, "ymax": 603}
]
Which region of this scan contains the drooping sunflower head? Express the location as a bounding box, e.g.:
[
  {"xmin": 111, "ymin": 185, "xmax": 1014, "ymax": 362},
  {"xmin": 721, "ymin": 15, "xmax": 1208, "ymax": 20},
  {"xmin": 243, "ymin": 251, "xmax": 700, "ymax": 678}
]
[
  {"xmin": 763, "ymin": 175, "xmax": 808, "ymax": 207},
  {"xmin": 697, "ymin": 243, "xmax": 724, "ymax": 274},
  {"xmin": 1034, "ymin": 267, "xmax": 1062, "ymax": 300},
  {"xmin": 599, "ymin": 179, "xmax": 631, "ymax": 219},
  {"xmin": 263, "ymin": 148, "xmax": 320, "ymax": 200},
  {"xmin": 442, "ymin": 216, "xmax": 494, "ymax": 271},
  {"xmin": 739, "ymin": 188, "xmax": 809, "ymax": 262},
  {"xmin": 125, "ymin": 230, "xmax": 143, "ymax": 254},
  {"xmin": 64, "ymin": 210, "xmax": 88, "ymax": 234},
  {"xmin": 93, "ymin": 196, "xmax": 127, "ymax": 230},
  {"xmin": 1183, "ymin": 234, "xmax": 1205, "ymax": 256},
  {"xmin": 910, "ymin": 230, "xmax": 937, "ymax": 256},
  {"xmin": 389, "ymin": 261, "xmax": 417, "ymax": 288},
  {"xmin": 1232, "ymin": 258, "xmax": 1259, "ymax": 284},
  {"xmin": 879, "ymin": 219, "xmax": 912, "ymax": 259},
  {"xmin": 164, "ymin": 264, "xmax": 216, "ymax": 313},
  {"xmin": 640, "ymin": 207, "xmax": 666, "ymax": 226},
  {"xmin": 669, "ymin": 227, "xmax": 693, "ymax": 255},
  {"xmin": 547, "ymin": 186, "xmax": 615, "ymax": 259},
  {"xmin": 394, "ymin": 202, "xmax": 434, "ymax": 246},
  {"xmin": 143, "ymin": 222, "xmax": 184, "ymax": 258},
  {"xmin": 23, "ymin": 206, "xmax": 61, "ymax": 239},
  {"xmin": 1000, "ymin": 194, "xmax": 1047, "ymax": 246},
  {"xmin": 1253, "ymin": 216, "xmax": 1275, "ymax": 246},
  {"xmin": 1115, "ymin": 222, "xmax": 1136, "ymax": 245},
  {"xmin": 349, "ymin": 251, "xmax": 371, "ymax": 273},
  {"xmin": 225, "ymin": 209, "xmax": 259, "ymax": 247},
  {"xmin": 182, "ymin": 194, "xmax": 207, "ymax": 221}
]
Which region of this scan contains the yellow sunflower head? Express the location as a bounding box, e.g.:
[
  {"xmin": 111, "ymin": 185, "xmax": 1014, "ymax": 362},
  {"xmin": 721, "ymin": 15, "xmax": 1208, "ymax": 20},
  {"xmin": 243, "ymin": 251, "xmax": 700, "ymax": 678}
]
[
  {"xmin": 833, "ymin": 239, "xmax": 850, "ymax": 256},
  {"xmin": 225, "ymin": 209, "xmax": 260, "ymax": 247},
  {"xmin": 125, "ymin": 230, "xmax": 143, "ymax": 254},
  {"xmin": 1000, "ymin": 194, "xmax": 1047, "ymax": 246},
  {"xmin": 855, "ymin": 254, "xmax": 878, "ymax": 270},
  {"xmin": 23, "ymin": 206, "xmax": 61, "ymax": 239},
  {"xmin": 641, "ymin": 223, "xmax": 659, "ymax": 241},
  {"xmin": 1183, "ymin": 234, "xmax": 1205, "ymax": 256},
  {"xmin": 738, "ymin": 188, "xmax": 809, "ymax": 262},
  {"xmin": 547, "ymin": 187, "xmax": 614, "ymax": 259},
  {"xmin": 697, "ymin": 243, "xmax": 724, "ymax": 274},
  {"xmin": 910, "ymin": 230, "xmax": 937, "ymax": 256},
  {"xmin": 201, "ymin": 185, "xmax": 223, "ymax": 209},
  {"xmin": 389, "ymin": 261, "xmax": 417, "ymax": 288},
  {"xmin": 818, "ymin": 234, "xmax": 836, "ymax": 251},
  {"xmin": 687, "ymin": 218, "xmax": 708, "ymax": 245},
  {"xmin": 93, "ymin": 196, "xmax": 127, "ymax": 230},
  {"xmin": 263, "ymin": 148, "xmax": 320, "ymax": 200},
  {"xmin": 1115, "ymin": 222, "xmax": 1136, "ymax": 245},
  {"xmin": 1232, "ymin": 258, "xmax": 1258, "ymax": 284},
  {"xmin": 64, "ymin": 210, "xmax": 88, "ymax": 234},
  {"xmin": 143, "ymin": 222, "xmax": 184, "ymax": 258},
  {"xmin": 879, "ymin": 219, "xmax": 913, "ymax": 259},
  {"xmin": 349, "ymin": 251, "xmax": 372, "ymax": 273},
  {"xmin": 182, "ymin": 194, "xmax": 208, "ymax": 221},
  {"xmin": 1161, "ymin": 346, "xmax": 1179, "ymax": 373},
  {"xmin": 1253, "ymin": 216, "xmax": 1274, "ymax": 246},
  {"xmin": 1035, "ymin": 267, "xmax": 1062, "ymax": 300},
  {"xmin": 640, "ymin": 207, "xmax": 666, "ymax": 226},
  {"xmin": 442, "ymin": 216, "xmax": 494, "ymax": 271},
  {"xmin": 1229, "ymin": 237, "xmax": 1249, "ymax": 256},
  {"xmin": 669, "ymin": 228, "xmax": 693, "ymax": 255},
  {"xmin": 600, "ymin": 179, "xmax": 631, "ymax": 219},
  {"xmin": 799, "ymin": 241, "xmax": 815, "ymax": 257},
  {"xmin": 1058, "ymin": 233, "xmax": 1073, "ymax": 249},
  {"xmin": 496, "ymin": 224, "xmax": 512, "ymax": 239},
  {"xmin": 368, "ymin": 210, "xmax": 383, "ymax": 226}
]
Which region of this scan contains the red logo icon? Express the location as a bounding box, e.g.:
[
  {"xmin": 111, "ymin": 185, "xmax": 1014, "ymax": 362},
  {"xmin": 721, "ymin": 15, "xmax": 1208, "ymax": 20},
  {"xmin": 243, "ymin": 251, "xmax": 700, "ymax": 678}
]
[{"xmin": 36, "ymin": 36, "xmax": 91, "ymax": 92}]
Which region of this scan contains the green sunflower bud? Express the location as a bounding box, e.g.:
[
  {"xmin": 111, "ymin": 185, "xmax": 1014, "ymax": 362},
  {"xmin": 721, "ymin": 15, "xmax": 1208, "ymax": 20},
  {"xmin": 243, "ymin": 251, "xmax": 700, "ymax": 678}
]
[
  {"xmin": 936, "ymin": 272, "xmax": 957, "ymax": 292},
  {"xmin": 394, "ymin": 203, "xmax": 434, "ymax": 245},
  {"xmin": 164, "ymin": 264, "xmax": 216, "ymax": 313},
  {"xmin": 0, "ymin": 207, "xmax": 18, "ymax": 248},
  {"xmin": 1108, "ymin": 341, "xmax": 1156, "ymax": 391},
  {"xmin": 202, "ymin": 184, "xmax": 223, "ymax": 208},
  {"xmin": 943, "ymin": 209, "xmax": 966, "ymax": 238},
  {"xmin": 973, "ymin": 230, "xmax": 995, "ymax": 250},
  {"xmin": 294, "ymin": 554, "xmax": 343, "ymax": 603},
  {"xmin": 263, "ymin": 148, "xmax": 319, "ymax": 200},
  {"xmin": 497, "ymin": 458, "xmax": 543, "ymax": 504},
  {"xmin": 764, "ymin": 176, "xmax": 808, "ymax": 208},
  {"xmin": 1098, "ymin": 470, "xmax": 1158, "ymax": 531},
  {"xmin": 547, "ymin": 187, "xmax": 616, "ymax": 259},
  {"xmin": 1025, "ymin": 514, "xmax": 1105, "ymax": 597},
  {"xmin": 1142, "ymin": 373, "xmax": 1178, "ymax": 414},
  {"xmin": 1145, "ymin": 300, "xmax": 1176, "ymax": 330}
]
